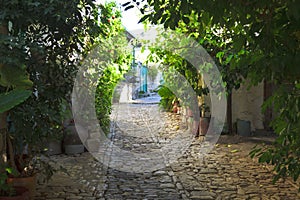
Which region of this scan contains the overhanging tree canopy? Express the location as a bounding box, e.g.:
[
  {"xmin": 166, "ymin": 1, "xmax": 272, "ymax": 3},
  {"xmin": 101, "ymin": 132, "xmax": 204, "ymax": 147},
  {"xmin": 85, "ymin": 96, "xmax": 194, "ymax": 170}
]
[{"xmin": 124, "ymin": 0, "xmax": 300, "ymax": 185}]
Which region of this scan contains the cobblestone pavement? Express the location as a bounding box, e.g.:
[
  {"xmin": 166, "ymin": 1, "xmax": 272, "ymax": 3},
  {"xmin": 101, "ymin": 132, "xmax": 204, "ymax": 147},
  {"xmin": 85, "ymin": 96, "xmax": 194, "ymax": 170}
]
[{"xmin": 35, "ymin": 103, "xmax": 300, "ymax": 200}]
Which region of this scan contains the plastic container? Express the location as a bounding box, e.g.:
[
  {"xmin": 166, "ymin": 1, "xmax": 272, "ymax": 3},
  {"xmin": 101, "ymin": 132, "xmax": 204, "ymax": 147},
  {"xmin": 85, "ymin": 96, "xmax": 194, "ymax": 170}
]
[{"xmin": 237, "ymin": 119, "xmax": 251, "ymax": 136}]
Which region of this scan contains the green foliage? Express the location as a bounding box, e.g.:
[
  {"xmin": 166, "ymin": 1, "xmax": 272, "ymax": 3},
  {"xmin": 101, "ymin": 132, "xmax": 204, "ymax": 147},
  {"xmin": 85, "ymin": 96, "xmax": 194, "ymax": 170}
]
[
  {"xmin": 0, "ymin": 164, "xmax": 18, "ymax": 196},
  {"xmin": 0, "ymin": 89, "xmax": 31, "ymax": 113},
  {"xmin": 148, "ymin": 66, "xmax": 158, "ymax": 82},
  {"xmin": 0, "ymin": 0, "xmax": 103, "ymax": 181},
  {"xmin": 252, "ymin": 83, "xmax": 300, "ymax": 184},
  {"xmin": 0, "ymin": 64, "xmax": 33, "ymax": 89},
  {"xmin": 148, "ymin": 42, "xmax": 207, "ymax": 96},
  {"xmin": 124, "ymin": 0, "xmax": 300, "ymax": 186},
  {"xmin": 157, "ymin": 85, "xmax": 177, "ymax": 111},
  {"xmin": 92, "ymin": 2, "xmax": 131, "ymax": 134},
  {"xmin": 96, "ymin": 64, "xmax": 130, "ymax": 134},
  {"xmin": 146, "ymin": 31, "xmax": 208, "ymax": 111}
]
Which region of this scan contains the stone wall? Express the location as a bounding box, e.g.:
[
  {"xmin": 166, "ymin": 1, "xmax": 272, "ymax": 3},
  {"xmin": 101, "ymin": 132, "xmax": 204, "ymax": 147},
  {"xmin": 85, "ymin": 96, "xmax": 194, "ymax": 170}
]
[{"xmin": 232, "ymin": 80, "xmax": 264, "ymax": 131}]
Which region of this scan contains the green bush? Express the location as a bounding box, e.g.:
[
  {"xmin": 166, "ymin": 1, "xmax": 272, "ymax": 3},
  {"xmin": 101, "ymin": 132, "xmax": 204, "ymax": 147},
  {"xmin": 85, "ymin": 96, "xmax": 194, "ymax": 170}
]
[
  {"xmin": 157, "ymin": 85, "xmax": 177, "ymax": 111},
  {"xmin": 94, "ymin": 2, "xmax": 131, "ymax": 134}
]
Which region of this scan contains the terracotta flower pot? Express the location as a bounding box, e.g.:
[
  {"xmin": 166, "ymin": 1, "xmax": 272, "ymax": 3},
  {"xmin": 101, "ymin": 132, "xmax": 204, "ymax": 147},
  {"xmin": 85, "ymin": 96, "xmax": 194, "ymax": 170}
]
[
  {"xmin": 199, "ymin": 117, "xmax": 210, "ymax": 136},
  {"xmin": 0, "ymin": 187, "xmax": 30, "ymax": 200},
  {"xmin": 176, "ymin": 106, "xmax": 181, "ymax": 114},
  {"xmin": 172, "ymin": 105, "xmax": 178, "ymax": 113},
  {"xmin": 6, "ymin": 175, "xmax": 36, "ymax": 200},
  {"xmin": 192, "ymin": 120, "xmax": 199, "ymax": 136}
]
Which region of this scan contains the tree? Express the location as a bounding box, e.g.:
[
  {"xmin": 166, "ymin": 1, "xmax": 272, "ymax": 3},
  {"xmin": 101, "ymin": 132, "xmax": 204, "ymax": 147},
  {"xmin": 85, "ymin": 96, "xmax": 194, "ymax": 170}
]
[
  {"xmin": 124, "ymin": 0, "xmax": 300, "ymax": 185},
  {"xmin": 87, "ymin": 2, "xmax": 132, "ymax": 134},
  {"xmin": 0, "ymin": 0, "xmax": 103, "ymax": 178}
]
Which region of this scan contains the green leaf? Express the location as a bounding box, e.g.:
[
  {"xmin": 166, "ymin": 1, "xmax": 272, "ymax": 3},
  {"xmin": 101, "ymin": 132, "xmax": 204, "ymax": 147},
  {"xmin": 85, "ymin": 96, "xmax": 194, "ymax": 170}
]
[
  {"xmin": 225, "ymin": 54, "xmax": 233, "ymax": 64},
  {"xmin": 249, "ymin": 146, "xmax": 261, "ymax": 158},
  {"xmin": 182, "ymin": 16, "xmax": 190, "ymax": 24},
  {"xmin": 216, "ymin": 51, "xmax": 224, "ymax": 58},
  {"xmin": 124, "ymin": 5, "xmax": 134, "ymax": 11},
  {"xmin": 153, "ymin": 9, "xmax": 163, "ymax": 22},
  {"xmin": 258, "ymin": 151, "xmax": 271, "ymax": 164},
  {"xmin": 0, "ymin": 64, "xmax": 33, "ymax": 89},
  {"xmin": 121, "ymin": 2, "xmax": 131, "ymax": 7},
  {"xmin": 0, "ymin": 89, "xmax": 31, "ymax": 113},
  {"xmin": 181, "ymin": 0, "xmax": 189, "ymax": 15},
  {"xmin": 160, "ymin": 14, "xmax": 169, "ymax": 24},
  {"xmin": 230, "ymin": 149, "xmax": 239, "ymax": 153},
  {"xmin": 138, "ymin": 14, "xmax": 150, "ymax": 23}
]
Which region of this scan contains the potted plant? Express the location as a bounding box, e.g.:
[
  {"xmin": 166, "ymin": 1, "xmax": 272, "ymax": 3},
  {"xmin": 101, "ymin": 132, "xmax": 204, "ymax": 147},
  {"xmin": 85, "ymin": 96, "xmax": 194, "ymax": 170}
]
[
  {"xmin": 4, "ymin": 125, "xmax": 61, "ymax": 199},
  {"xmin": 157, "ymin": 85, "xmax": 177, "ymax": 112},
  {"xmin": 0, "ymin": 41, "xmax": 33, "ymax": 199},
  {"xmin": 5, "ymin": 98, "xmax": 67, "ymax": 199},
  {"xmin": 172, "ymin": 100, "xmax": 180, "ymax": 113},
  {"xmin": 0, "ymin": 164, "xmax": 30, "ymax": 200},
  {"xmin": 0, "ymin": 74, "xmax": 67, "ymax": 200}
]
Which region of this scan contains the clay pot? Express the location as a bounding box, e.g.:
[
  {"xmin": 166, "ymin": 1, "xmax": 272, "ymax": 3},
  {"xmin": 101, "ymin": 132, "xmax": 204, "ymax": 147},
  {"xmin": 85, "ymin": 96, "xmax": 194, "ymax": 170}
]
[
  {"xmin": 0, "ymin": 187, "xmax": 30, "ymax": 200},
  {"xmin": 6, "ymin": 175, "xmax": 36, "ymax": 200},
  {"xmin": 192, "ymin": 120, "xmax": 199, "ymax": 136},
  {"xmin": 199, "ymin": 117, "xmax": 210, "ymax": 136},
  {"xmin": 172, "ymin": 105, "xmax": 178, "ymax": 113}
]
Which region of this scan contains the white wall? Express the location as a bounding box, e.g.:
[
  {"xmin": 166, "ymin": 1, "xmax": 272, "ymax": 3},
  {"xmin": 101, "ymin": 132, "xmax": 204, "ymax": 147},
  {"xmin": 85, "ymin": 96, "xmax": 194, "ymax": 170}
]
[{"xmin": 232, "ymin": 80, "xmax": 264, "ymax": 131}]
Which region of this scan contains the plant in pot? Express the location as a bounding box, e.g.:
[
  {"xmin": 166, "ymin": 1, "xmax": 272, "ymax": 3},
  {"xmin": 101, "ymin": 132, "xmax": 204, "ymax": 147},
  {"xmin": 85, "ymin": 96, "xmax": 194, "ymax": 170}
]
[
  {"xmin": 157, "ymin": 85, "xmax": 177, "ymax": 112},
  {"xmin": 0, "ymin": 75, "xmax": 33, "ymax": 199},
  {"xmin": 0, "ymin": 64, "xmax": 65, "ymax": 200},
  {"xmin": 0, "ymin": 0, "xmax": 106, "ymax": 198},
  {"xmin": 0, "ymin": 164, "xmax": 30, "ymax": 200},
  {"xmin": 0, "ymin": 63, "xmax": 46, "ymax": 198},
  {"xmin": 5, "ymin": 108, "xmax": 64, "ymax": 199},
  {"xmin": 0, "ymin": 22, "xmax": 33, "ymax": 199},
  {"xmin": 0, "ymin": 89, "xmax": 31, "ymax": 200},
  {"xmin": 172, "ymin": 100, "xmax": 180, "ymax": 113}
]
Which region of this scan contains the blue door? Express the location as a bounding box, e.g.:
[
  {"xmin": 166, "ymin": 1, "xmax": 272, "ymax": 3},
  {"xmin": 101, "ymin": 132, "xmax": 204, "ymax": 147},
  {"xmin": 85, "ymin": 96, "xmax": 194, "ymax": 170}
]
[{"xmin": 140, "ymin": 66, "xmax": 148, "ymax": 92}]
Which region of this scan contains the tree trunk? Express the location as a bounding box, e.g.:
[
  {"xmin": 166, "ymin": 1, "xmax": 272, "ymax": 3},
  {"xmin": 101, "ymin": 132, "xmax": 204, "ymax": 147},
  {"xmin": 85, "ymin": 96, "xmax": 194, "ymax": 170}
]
[
  {"xmin": 0, "ymin": 113, "xmax": 7, "ymax": 165},
  {"xmin": 227, "ymin": 91, "xmax": 233, "ymax": 134},
  {"xmin": 263, "ymin": 80, "xmax": 273, "ymax": 131}
]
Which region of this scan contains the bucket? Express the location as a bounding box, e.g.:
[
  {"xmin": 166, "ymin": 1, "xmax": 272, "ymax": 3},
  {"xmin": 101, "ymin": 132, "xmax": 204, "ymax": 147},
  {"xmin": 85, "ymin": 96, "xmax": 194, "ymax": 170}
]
[{"xmin": 237, "ymin": 119, "xmax": 251, "ymax": 136}]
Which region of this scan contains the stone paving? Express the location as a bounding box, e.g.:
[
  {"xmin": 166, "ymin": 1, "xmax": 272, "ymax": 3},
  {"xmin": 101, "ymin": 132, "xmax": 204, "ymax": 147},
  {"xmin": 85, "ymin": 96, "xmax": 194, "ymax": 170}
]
[{"xmin": 35, "ymin": 102, "xmax": 300, "ymax": 200}]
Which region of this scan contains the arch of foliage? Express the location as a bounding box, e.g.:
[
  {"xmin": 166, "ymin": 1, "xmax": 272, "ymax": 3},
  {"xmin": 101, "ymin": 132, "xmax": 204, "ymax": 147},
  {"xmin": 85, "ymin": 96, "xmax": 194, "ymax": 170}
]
[{"xmin": 124, "ymin": 0, "xmax": 300, "ymax": 185}]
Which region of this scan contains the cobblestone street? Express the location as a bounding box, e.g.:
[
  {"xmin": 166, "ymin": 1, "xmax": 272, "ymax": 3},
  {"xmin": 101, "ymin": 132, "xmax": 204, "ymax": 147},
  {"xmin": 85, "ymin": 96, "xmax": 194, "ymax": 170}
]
[{"xmin": 35, "ymin": 101, "xmax": 300, "ymax": 200}]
